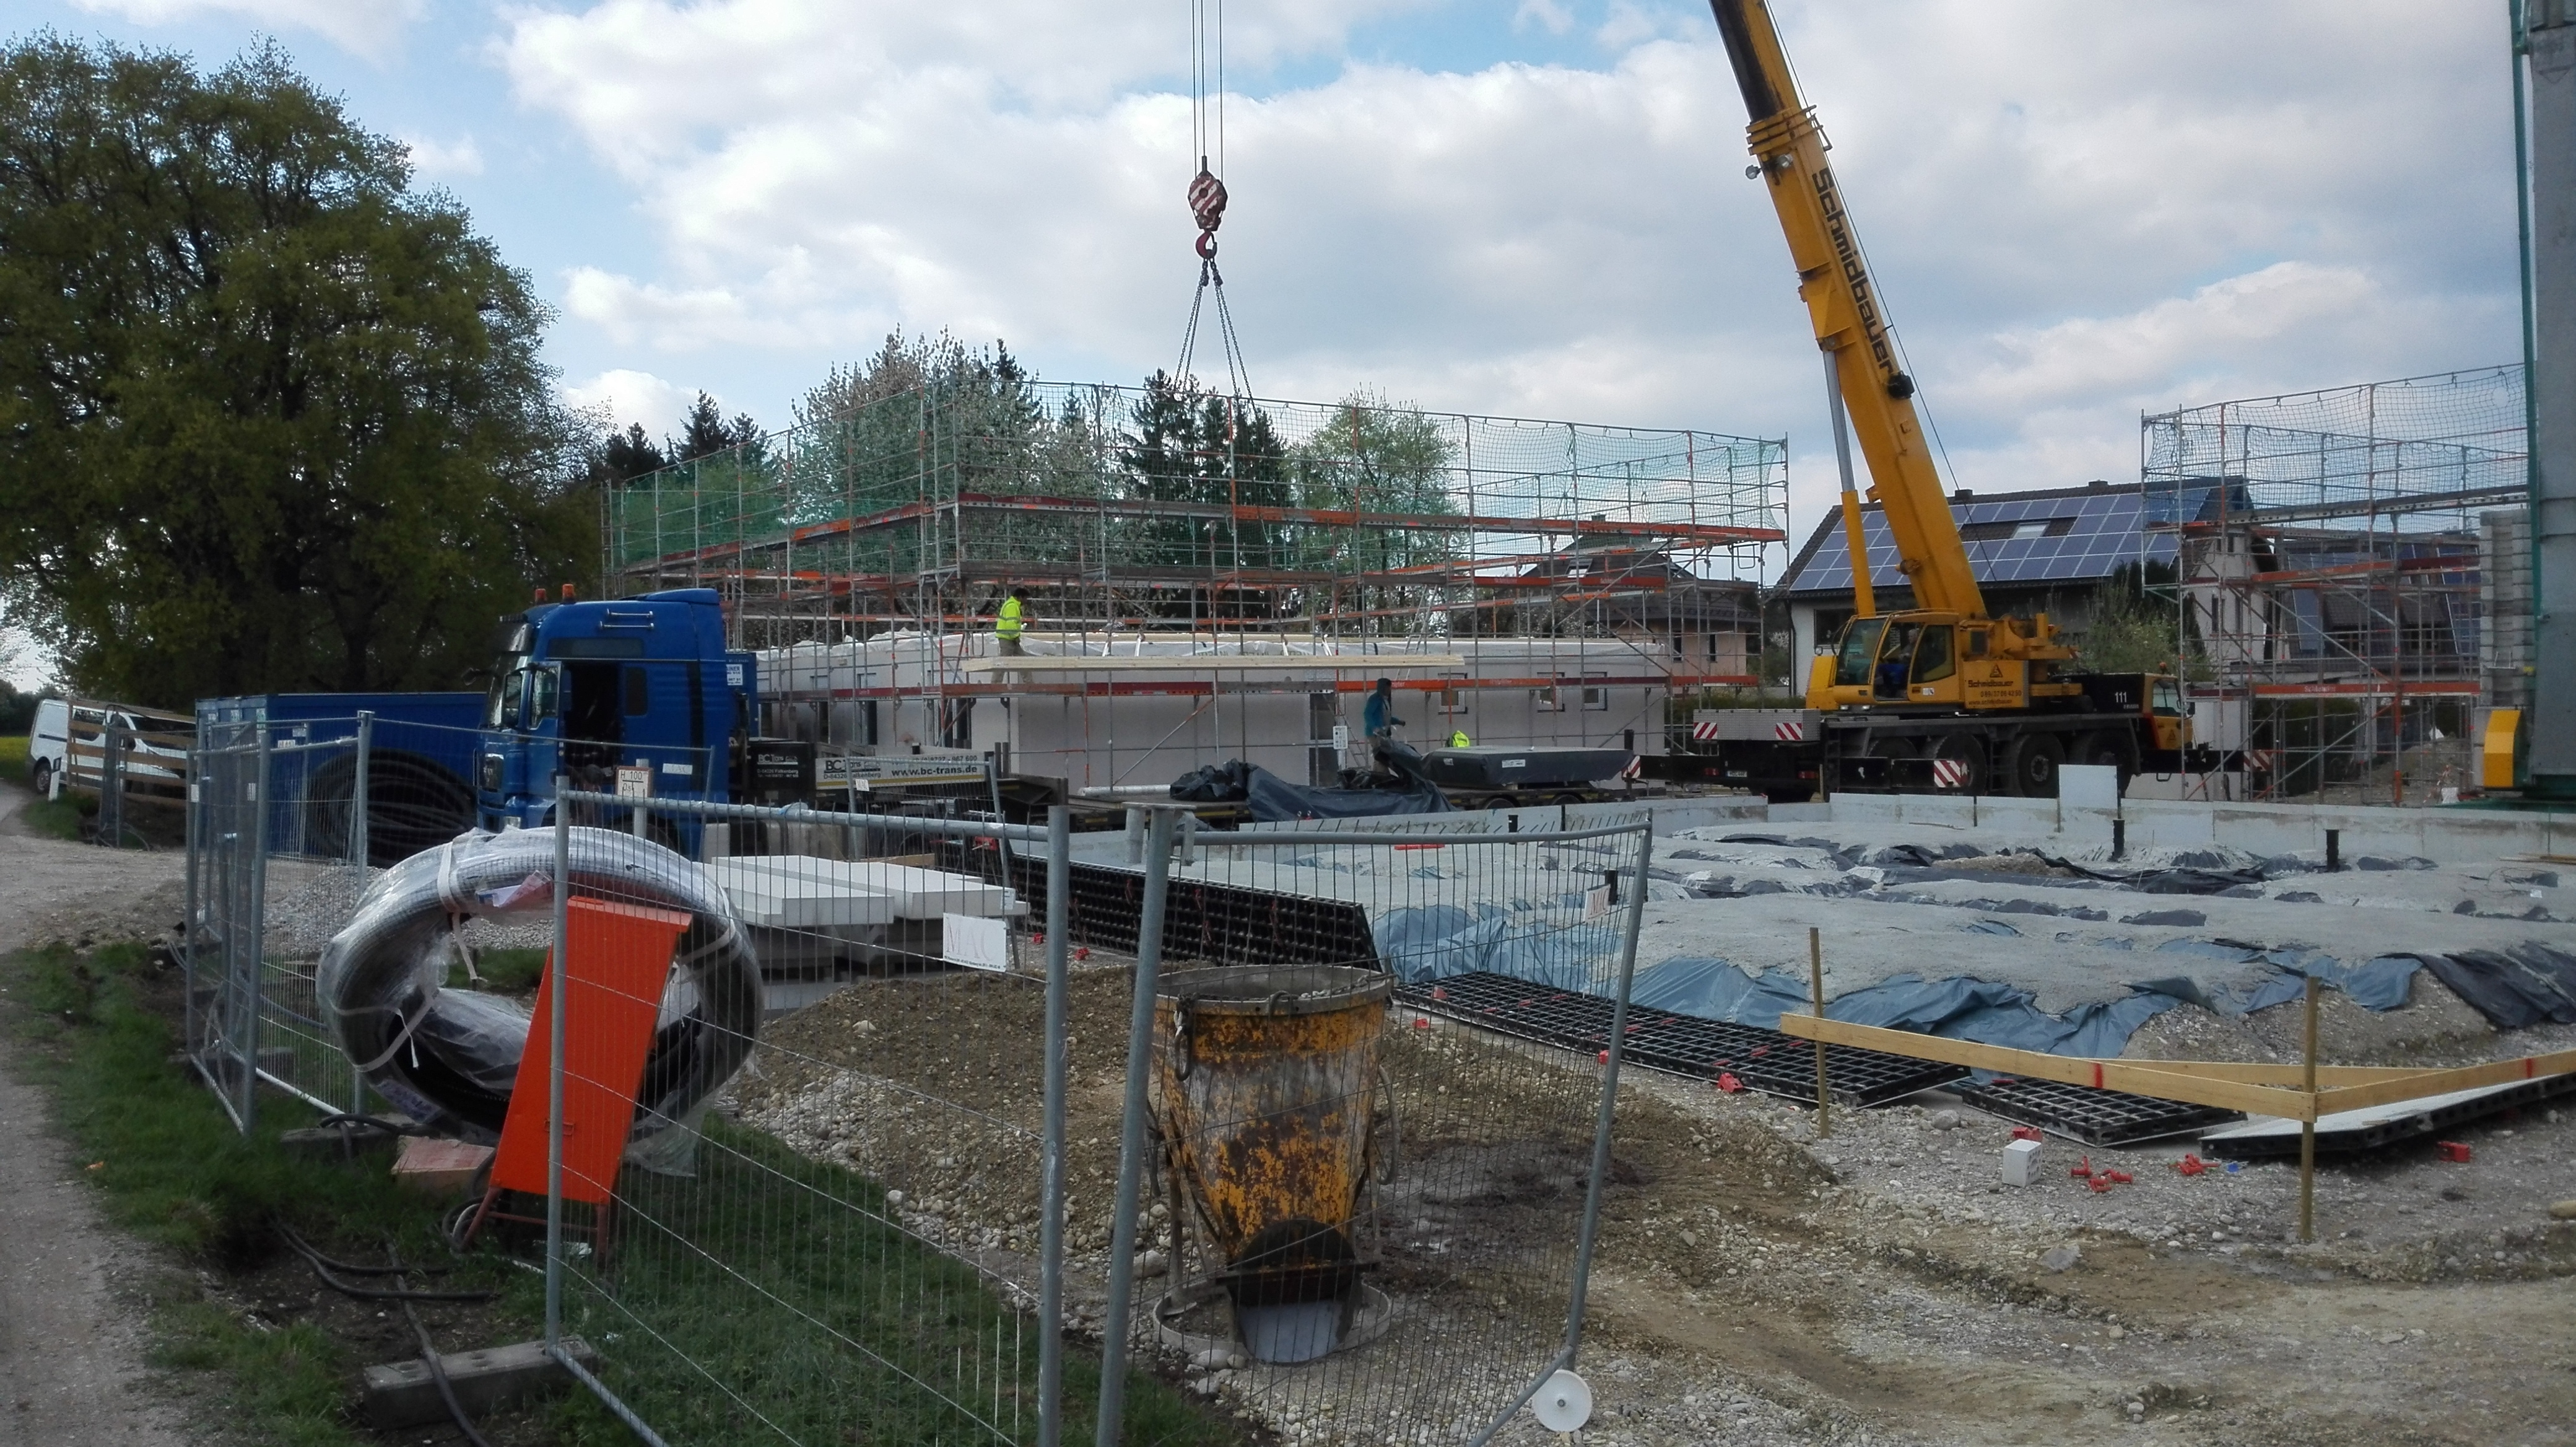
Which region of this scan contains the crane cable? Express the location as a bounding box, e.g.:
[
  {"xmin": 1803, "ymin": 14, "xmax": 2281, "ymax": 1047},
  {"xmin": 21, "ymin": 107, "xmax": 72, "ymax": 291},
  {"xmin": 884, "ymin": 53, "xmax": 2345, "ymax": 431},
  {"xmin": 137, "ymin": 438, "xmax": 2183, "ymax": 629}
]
[{"xmin": 1176, "ymin": 0, "xmax": 1252, "ymax": 398}]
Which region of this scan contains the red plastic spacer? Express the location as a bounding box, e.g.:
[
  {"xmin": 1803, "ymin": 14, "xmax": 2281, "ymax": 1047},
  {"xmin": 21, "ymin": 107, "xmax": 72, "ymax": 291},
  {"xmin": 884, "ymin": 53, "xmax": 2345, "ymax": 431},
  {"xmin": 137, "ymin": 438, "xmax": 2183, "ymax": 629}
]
[
  {"xmin": 1430, "ymin": 986, "xmax": 1447, "ymax": 1000},
  {"xmin": 2071, "ymin": 1154, "xmax": 2094, "ymax": 1178},
  {"xmin": 2435, "ymin": 1140, "xmax": 2473, "ymax": 1163},
  {"xmin": 1716, "ymin": 1072, "xmax": 1744, "ymax": 1093},
  {"xmin": 2175, "ymin": 1153, "xmax": 2207, "ymax": 1176},
  {"xmin": 2009, "ymin": 1126, "xmax": 2044, "ymax": 1143},
  {"xmin": 1413, "ymin": 1017, "xmax": 1430, "ymax": 1030},
  {"xmin": 2088, "ymin": 1175, "xmax": 2113, "ymax": 1194},
  {"xmin": 2105, "ymin": 1169, "xmax": 2133, "ymax": 1184}
]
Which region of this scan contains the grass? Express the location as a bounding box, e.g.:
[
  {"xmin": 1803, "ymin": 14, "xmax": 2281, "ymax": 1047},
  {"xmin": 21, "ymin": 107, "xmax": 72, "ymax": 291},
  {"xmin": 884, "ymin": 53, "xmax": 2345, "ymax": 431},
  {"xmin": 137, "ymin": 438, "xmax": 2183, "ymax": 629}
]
[
  {"xmin": 6, "ymin": 942, "xmax": 1249, "ymax": 1447},
  {"xmin": 547, "ymin": 1119, "xmax": 1240, "ymax": 1447},
  {"xmin": 4, "ymin": 734, "xmax": 94, "ymax": 840},
  {"xmin": 0, "ymin": 941, "xmax": 543, "ymax": 1445}
]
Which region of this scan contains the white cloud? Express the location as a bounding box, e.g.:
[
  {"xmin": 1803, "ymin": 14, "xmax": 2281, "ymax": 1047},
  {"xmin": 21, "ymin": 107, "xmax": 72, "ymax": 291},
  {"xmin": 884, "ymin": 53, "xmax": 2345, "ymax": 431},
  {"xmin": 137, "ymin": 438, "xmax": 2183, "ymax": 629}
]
[
  {"xmin": 502, "ymin": 0, "xmax": 2521, "ymax": 579},
  {"xmin": 1513, "ymin": 0, "xmax": 1574, "ymax": 37},
  {"xmin": 562, "ymin": 368, "xmax": 692, "ymax": 436},
  {"xmin": 72, "ymin": 0, "xmax": 427, "ymax": 59},
  {"xmin": 400, "ymin": 133, "xmax": 483, "ymax": 178}
]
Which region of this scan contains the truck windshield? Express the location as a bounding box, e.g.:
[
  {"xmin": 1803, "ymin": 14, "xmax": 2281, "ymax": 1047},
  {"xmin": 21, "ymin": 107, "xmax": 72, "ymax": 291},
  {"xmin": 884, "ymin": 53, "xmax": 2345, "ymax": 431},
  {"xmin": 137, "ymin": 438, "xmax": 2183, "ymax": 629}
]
[
  {"xmin": 2151, "ymin": 680, "xmax": 2183, "ymax": 716},
  {"xmin": 1832, "ymin": 618, "xmax": 1887, "ymax": 688}
]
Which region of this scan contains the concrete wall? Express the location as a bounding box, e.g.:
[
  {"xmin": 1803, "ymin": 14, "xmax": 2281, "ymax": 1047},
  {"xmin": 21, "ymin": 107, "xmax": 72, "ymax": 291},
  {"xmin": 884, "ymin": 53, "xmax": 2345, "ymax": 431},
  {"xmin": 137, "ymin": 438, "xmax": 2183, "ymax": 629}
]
[{"xmin": 1818, "ymin": 790, "xmax": 2574, "ymax": 863}]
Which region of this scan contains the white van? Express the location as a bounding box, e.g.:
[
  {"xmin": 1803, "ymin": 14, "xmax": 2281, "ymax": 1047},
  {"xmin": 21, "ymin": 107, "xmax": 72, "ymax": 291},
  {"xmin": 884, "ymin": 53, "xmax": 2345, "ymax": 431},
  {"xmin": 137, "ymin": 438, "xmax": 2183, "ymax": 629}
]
[
  {"xmin": 28, "ymin": 697, "xmax": 67, "ymax": 795},
  {"xmin": 25, "ymin": 700, "xmax": 186, "ymax": 796}
]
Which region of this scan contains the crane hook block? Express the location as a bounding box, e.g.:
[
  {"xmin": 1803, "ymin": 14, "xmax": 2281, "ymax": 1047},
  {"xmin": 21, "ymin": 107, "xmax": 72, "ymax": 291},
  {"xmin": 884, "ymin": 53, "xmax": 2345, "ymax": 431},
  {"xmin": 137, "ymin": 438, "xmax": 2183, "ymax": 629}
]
[
  {"xmin": 1188, "ymin": 167, "xmax": 1229, "ymax": 235},
  {"xmin": 1195, "ymin": 230, "xmax": 1219, "ymax": 260}
]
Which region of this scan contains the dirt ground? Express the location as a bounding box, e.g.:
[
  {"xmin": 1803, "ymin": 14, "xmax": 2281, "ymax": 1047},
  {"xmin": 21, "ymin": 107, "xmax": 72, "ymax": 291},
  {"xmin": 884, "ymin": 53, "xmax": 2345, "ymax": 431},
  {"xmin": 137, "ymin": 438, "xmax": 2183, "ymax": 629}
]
[
  {"xmin": 0, "ymin": 781, "xmax": 191, "ymax": 1446},
  {"xmin": 5, "ymin": 777, "xmax": 2573, "ymax": 1447},
  {"xmin": 741, "ymin": 957, "xmax": 2576, "ymax": 1447}
]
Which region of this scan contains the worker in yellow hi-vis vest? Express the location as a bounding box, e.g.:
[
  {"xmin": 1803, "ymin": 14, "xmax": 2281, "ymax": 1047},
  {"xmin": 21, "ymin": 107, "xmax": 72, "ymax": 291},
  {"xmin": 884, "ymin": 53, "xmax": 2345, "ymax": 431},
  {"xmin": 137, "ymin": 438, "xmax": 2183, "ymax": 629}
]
[
  {"xmin": 1447, "ymin": 728, "xmax": 1471, "ymax": 748},
  {"xmin": 995, "ymin": 587, "xmax": 1028, "ymax": 656}
]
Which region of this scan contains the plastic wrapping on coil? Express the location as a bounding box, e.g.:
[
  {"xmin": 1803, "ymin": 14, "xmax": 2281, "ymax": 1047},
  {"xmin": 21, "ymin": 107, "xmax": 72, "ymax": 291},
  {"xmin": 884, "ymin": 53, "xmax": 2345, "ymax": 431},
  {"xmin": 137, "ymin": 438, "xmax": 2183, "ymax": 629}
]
[{"xmin": 318, "ymin": 828, "xmax": 763, "ymax": 1145}]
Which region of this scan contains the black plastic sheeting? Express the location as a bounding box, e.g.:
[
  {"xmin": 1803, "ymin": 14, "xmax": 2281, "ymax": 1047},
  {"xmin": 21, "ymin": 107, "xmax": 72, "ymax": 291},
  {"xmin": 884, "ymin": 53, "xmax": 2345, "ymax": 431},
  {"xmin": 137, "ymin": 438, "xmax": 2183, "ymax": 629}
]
[
  {"xmin": 318, "ymin": 828, "xmax": 763, "ymax": 1144},
  {"xmin": 2411, "ymin": 943, "xmax": 2576, "ymax": 1030},
  {"xmin": 1170, "ymin": 740, "xmax": 1451, "ymax": 823}
]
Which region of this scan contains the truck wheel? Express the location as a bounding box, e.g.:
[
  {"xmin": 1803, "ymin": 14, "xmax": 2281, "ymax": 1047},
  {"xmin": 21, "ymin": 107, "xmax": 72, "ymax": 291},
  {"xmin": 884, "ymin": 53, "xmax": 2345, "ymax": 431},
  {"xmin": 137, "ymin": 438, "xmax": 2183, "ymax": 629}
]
[
  {"xmin": 2068, "ymin": 730, "xmax": 2139, "ymax": 790},
  {"xmin": 1928, "ymin": 735, "xmax": 1988, "ymax": 793},
  {"xmin": 29, "ymin": 759, "xmax": 49, "ymax": 797},
  {"xmin": 2000, "ymin": 732, "xmax": 2065, "ymax": 798}
]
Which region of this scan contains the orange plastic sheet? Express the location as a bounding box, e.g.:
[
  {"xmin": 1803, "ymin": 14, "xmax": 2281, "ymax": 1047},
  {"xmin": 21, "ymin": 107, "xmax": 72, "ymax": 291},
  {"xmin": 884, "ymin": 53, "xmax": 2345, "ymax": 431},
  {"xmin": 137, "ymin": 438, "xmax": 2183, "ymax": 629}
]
[{"xmin": 491, "ymin": 897, "xmax": 693, "ymax": 1205}]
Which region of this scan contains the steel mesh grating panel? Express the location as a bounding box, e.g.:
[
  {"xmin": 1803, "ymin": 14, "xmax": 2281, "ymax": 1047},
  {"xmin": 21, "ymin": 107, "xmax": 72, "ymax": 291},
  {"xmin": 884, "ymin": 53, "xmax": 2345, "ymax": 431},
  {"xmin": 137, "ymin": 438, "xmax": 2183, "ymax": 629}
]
[
  {"xmin": 1397, "ymin": 971, "xmax": 1965, "ymax": 1108},
  {"xmin": 1951, "ymin": 1077, "xmax": 2242, "ymax": 1147}
]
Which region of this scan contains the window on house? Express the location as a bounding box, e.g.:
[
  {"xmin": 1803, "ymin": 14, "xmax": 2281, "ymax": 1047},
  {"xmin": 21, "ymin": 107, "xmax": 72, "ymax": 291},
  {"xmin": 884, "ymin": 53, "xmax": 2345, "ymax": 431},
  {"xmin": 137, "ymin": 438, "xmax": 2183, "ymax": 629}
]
[
  {"xmin": 1582, "ymin": 674, "xmax": 1609, "ymax": 709},
  {"xmin": 1439, "ymin": 676, "xmax": 1469, "ymax": 714}
]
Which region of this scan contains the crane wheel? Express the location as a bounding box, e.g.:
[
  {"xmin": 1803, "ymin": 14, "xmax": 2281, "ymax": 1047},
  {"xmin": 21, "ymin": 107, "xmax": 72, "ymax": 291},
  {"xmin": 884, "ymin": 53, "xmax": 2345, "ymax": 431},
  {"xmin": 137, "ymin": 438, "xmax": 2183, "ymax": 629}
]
[
  {"xmin": 1928, "ymin": 735, "xmax": 1988, "ymax": 793},
  {"xmin": 1999, "ymin": 732, "xmax": 2065, "ymax": 798}
]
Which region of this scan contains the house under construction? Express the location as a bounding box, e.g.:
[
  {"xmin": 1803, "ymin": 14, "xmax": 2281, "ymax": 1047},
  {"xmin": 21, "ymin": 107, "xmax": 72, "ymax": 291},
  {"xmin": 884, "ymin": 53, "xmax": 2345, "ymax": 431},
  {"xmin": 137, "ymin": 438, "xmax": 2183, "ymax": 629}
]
[
  {"xmin": 604, "ymin": 377, "xmax": 1788, "ymax": 792},
  {"xmin": 2141, "ymin": 365, "xmax": 2531, "ymax": 803}
]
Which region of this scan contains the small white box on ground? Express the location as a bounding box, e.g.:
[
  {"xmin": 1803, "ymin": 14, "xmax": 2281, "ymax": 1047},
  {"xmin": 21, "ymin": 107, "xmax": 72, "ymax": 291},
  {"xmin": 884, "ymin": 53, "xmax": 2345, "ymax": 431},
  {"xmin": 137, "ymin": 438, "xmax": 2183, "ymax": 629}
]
[
  {"xmin": 2060, "ymin": 763, "xmax": 2120, "ymax": 811},
  {"xmin": 942, "ymin": 912, "xmax": 1011, "ymax": 972},
  {"xmin": 2001, "ymin": 1137, "xmax": 2043, "ymax": 1187}
]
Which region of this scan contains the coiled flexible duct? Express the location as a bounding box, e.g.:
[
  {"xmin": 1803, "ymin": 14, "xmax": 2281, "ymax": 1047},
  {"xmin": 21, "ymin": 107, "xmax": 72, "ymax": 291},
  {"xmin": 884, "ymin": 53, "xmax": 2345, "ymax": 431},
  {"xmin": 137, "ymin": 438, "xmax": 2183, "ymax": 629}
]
[{"xmin": 318, "ymin": 828, "xmax": 762, "ymax": 1143}]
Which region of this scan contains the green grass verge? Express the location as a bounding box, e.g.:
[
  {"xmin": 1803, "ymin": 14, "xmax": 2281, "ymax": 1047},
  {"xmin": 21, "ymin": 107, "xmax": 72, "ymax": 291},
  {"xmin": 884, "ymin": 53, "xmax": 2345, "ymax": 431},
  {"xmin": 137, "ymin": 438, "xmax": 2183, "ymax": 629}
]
[
  {"xmin": 0, "ymin": 733, "xmax": 25, "ymax": 776},
  {"xmin": 8, "ymin": 943, "xmax": 1247, "ymax": 1447},
  {"xmin": 546, "ymin": 1119, "xmax": 1239, "ymax": 1447},
  {"xmin": 1, "ymin": 942, "xmax": 545, "ymax": 1445}
]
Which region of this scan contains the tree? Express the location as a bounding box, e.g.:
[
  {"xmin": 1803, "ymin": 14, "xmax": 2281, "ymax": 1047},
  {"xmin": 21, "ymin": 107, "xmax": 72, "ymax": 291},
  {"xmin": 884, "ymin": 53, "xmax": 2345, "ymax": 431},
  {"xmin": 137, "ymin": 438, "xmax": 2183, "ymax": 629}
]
[
  {"xmin": 600, "ymin": 423, "xmax": 668, "ymax": 484},
  {"xmin": 0, "ymin": 37, "xmax": 594, "ymax": 707},
  {"xmin": 1120, "ymin": 370, "xmax": 1291, "ymax": 575},
  {"xmin": 675, "ymin": 391, "xmax": 762, "ymax": 463}
]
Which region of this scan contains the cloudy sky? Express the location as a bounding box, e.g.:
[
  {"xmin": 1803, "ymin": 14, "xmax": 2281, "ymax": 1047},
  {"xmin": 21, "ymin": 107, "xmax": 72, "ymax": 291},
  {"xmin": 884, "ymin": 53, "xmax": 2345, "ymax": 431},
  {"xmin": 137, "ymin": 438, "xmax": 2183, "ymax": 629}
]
[{"xmin": 2, "ymin": 0, "xmax": 2532, "ymax": 679}]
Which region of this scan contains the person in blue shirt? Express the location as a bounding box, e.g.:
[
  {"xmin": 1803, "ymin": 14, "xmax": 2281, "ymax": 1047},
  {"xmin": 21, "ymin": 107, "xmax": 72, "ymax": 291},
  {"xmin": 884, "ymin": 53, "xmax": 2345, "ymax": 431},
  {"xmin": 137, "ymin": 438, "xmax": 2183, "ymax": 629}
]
[{"xmin": 1363, "ymin": 678, "xmax": 1402, "ymax": 740}]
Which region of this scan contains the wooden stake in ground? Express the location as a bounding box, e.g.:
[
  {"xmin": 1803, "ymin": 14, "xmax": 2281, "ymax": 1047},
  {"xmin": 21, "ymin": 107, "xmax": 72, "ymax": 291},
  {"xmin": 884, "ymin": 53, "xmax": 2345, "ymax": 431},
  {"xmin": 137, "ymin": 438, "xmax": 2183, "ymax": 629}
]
[
  {"xmin": 1809, "ymin": 927, "xmax": 1830, "ymax": 1137},
  {"xmin": 2300, "ymin": 975, "xmax": 2320, "ymax": 1243}
]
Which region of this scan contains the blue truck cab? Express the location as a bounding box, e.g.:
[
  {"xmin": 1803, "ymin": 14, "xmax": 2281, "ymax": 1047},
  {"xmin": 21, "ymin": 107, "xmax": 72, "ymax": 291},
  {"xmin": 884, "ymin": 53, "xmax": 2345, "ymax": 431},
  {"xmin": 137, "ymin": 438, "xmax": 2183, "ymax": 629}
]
[{"xmin": 476, "ymin": 587, "xmax": 758, "ymax": 849}]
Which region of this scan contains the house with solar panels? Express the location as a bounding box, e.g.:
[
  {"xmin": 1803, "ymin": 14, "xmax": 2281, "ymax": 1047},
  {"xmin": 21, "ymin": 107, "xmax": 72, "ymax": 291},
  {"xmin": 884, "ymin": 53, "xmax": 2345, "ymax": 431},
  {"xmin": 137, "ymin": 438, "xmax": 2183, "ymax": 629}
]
[{"xmin": 1775, "ymin": 479, "xmax": 2170, "ymax": 668}]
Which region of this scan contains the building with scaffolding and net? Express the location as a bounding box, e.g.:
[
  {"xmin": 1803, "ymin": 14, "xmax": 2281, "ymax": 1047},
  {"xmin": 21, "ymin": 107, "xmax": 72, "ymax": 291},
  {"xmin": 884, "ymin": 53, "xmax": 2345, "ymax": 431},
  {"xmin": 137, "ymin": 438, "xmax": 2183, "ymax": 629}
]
[
  {"xmin": 2141, "ymin": 365, "xmax": 2531, "ymax": 805},
  {"xmin": 604, "ymin": 367, "xmax": 1787, "ymax": 800}
]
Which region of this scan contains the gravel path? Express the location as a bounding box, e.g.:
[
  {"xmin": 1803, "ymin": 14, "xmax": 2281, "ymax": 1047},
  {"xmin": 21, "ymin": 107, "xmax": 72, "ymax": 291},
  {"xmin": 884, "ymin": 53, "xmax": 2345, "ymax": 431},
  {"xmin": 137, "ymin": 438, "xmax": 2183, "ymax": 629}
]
[{"xmin": 0, "ymin": 781, "xmax": 191, "ymax": 1446}]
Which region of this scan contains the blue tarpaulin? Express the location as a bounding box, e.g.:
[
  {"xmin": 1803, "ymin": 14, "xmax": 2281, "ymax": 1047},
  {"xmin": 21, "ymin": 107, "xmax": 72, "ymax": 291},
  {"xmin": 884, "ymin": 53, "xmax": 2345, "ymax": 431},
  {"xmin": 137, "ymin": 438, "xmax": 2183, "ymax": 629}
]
[{"xmin": 1383, "ymin": 898, "xmax": 2430, "ymax": 1059}]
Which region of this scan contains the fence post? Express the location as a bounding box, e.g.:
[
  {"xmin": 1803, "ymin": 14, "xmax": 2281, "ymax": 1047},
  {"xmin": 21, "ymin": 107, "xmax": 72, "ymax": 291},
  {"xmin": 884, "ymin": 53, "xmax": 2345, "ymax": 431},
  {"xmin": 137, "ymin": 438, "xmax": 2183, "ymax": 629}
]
[
  {"xmin": 241, "ymin": 722, "xmax": 271, "ymax": 1132},
  {"xmin": 1094, "ymin": 806, "xmax": 1178, "ymax": 1447},
  {"xmin": 1037, "ymin": 804, "xmax": 1073, "ymax": 1447},
  {"xmin": 182, "ymin": 725, "xmax": 201, "ymax": 1085},
  {"xmin": 102, "ymin": 717, "xmax": 125, "ymax": 849},
  {"xmin": 546, "ymin": 776, "xmax": 572, "ymax": 1350},
  {"xmin": 1561, "ymin": 824, "xmax": 1650, "ymax": 1366},
  {"xmin": 350, "ymin": 710, "xmax": 374, "ymax": 870}
]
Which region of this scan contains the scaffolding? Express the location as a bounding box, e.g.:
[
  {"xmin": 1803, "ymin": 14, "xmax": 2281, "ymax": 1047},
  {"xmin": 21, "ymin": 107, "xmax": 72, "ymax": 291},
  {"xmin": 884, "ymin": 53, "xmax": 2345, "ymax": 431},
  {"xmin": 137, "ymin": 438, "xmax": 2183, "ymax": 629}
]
[
  {"xmin": 601, "ymin": 378, "xmax": 1786, "ymax": 783},
  {"xmin": 2141, "ymin": 365, "xmax": 2533, "ymax": 804}
]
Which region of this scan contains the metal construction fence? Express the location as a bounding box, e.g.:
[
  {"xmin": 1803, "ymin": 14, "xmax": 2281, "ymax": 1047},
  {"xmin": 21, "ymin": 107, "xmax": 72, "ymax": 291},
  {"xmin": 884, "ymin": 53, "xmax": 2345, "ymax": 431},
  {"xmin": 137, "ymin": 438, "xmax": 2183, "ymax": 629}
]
[
  {"xmin": 179, "ymin": 712, "xmax": 716, "ymax": 1130},
  {"xmin": 181, "ymin": 750, "xmax": 1650, "ymax": 1446}
]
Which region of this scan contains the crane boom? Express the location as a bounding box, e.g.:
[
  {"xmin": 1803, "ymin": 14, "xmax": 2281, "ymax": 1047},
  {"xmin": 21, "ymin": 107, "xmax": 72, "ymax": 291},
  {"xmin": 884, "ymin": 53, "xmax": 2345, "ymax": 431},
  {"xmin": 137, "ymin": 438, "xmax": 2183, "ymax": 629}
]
[{"xmin": 1706, "ymin": 0, "xmax": 1983, "ymax": 619}]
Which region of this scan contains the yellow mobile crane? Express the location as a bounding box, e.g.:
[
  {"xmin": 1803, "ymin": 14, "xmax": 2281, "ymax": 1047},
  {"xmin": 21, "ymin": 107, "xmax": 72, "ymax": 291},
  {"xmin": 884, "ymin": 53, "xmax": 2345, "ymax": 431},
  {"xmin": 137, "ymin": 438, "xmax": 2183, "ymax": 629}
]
[{"xmin": 1686, "ymin": 0, "xmax": 2190, "ymax": 799}]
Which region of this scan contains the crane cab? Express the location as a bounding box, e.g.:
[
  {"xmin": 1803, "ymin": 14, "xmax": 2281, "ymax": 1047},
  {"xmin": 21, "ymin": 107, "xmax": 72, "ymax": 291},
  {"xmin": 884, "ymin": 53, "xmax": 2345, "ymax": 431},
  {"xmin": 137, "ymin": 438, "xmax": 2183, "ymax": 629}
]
[{"xmin": 1806, "ymin": 612, "xmax": 2035, "ymax": 714}]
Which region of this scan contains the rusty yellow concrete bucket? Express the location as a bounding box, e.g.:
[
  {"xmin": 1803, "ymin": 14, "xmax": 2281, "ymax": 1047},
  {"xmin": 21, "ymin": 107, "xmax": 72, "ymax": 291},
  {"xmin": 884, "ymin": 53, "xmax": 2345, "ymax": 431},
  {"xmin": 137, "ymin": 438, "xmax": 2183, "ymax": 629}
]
[{"xmin": 1152, "ymin": 964, "xmax": 1389, "ymax": 1363}]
